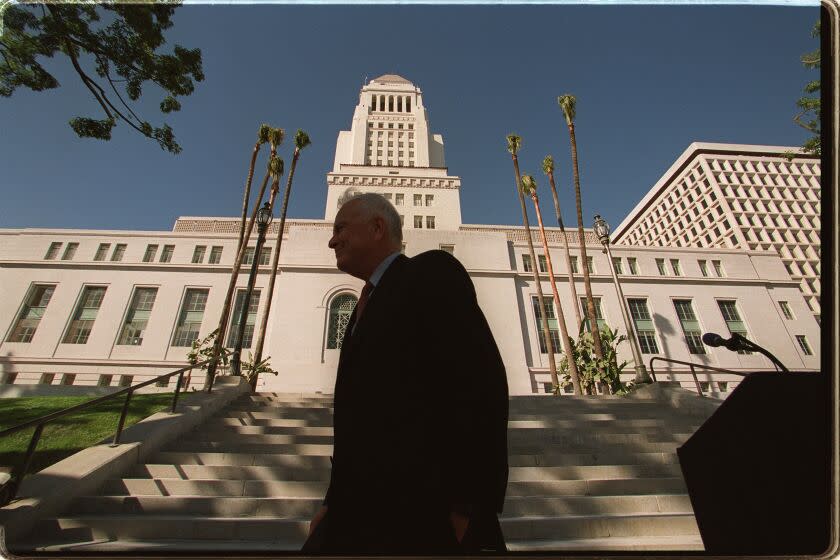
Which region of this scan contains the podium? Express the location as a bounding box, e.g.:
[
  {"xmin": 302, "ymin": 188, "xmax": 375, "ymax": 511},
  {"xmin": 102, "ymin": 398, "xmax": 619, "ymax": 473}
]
[{"xmin": 677, "ymin": 372, "xmax": 831, "ymax": 554}]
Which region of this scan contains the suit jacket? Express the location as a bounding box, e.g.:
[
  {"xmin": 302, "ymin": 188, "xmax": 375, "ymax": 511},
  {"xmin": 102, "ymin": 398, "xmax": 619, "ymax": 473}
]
[{"xmin": 313, "ymin": 250, "xmax": 509, "ymax": 553}]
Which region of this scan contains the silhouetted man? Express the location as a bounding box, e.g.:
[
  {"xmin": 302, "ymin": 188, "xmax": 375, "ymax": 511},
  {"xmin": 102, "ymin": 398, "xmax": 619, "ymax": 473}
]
[{"xmin": 302, "ymin": 191, "xmax": 509, "ymax": 554}]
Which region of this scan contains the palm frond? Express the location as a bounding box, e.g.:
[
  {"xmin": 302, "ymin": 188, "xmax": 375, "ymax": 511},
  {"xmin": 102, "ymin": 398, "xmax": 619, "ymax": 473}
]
[
  {"xmin": 258, "ymin": 124, "xmax": 272, "ymax": 144},
  {"xmin": 506, "ymin": 134, "xmax": 521, "ymax": 155},
  {"xmin": 268, "ymin": 127, "xmax": 285, "ymax": 148},
  {"xmin": 542, "ymin": 155, "xmax": 554, "ymax": 175},
  {"xmin": 269, "ymin": 155, "xmax": 284, "ymax": 177},
  {"xmin": 295, "ymin": 129, "xmax": 311, "ymax": 150},
  {"xmin": 557, "ymin": 94, "xmax": 576, "ymax": 125},
  {"xmin": 520, "ymin": 174, "xmax": 537, "ymax": 196}
]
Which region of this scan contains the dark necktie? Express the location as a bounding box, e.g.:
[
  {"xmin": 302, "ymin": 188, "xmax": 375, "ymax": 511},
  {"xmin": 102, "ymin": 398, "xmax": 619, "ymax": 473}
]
[{"xmin": 354, "ymin": 282, "xmax": 374, "ymax": 322}]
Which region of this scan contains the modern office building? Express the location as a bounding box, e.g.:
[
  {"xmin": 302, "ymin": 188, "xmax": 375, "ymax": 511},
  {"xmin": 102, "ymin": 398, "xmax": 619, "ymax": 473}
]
[
  {"xmin": 612, "ymin": 143, "xmax": 822, "ymax": 324},
  {"xmin": 0, "ymin": 76, "xmax": 821, "ymax": 396}
]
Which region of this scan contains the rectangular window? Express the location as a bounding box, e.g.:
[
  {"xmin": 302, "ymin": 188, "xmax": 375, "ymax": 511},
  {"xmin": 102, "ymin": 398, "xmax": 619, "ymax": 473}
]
[
  {"xmin": 670, "ymin": 259, "xmax": 682, "ymax": 276},
  {"xmin": 586, "ymin": 256, "xmax": 595, "ymax": 274},
  {"xmin": 522, "ymin": 254, "xmax": 533, "ymax": 272},
  {"xmin": 117, "ymin": 287, "xmax": 158, "ymax": 345},
  {"xmin": 795, "ymin": 335, "xmax": 813, "ymax": 356},
  {"xmin": 259, "ymin": 246, "xmax": 272, "ymax": 266},
  {"xmin": 63, "ymin": 286, "xmax": 107, "ymax": 344},
  {"xmin": 712, "ymin": 260, "xmax": 725, "ymax": 277},
  {"xmin": 414, "ymin": 194, "xmax": 422, "ymax": 206},
  {"xmin": 395, "ymin": 194, "xmax": 404, "ymax": 206},
  {"xmin": 111, "ymin": 244, "xmax": 127, "ymax": 262},
  {"xmin": 698, "ymin": 260, "xmax": 709, "ymax": 277},
  {"xmin": 6, "ymin": 284, "xmax": 56, "ymax": 343},
  {"xmin": 579, "ymin": 297, "xmax": 607, "ymax": 332},
  {"xmin": 532, "ymin": 296, "xmax": 561, "ymax": 354},
  {"xmin": 628, "ymin": 298, "xmax": 659, "ymax": 354},
  {"xmin": 242, "ymin": 247, "xmax": 256, "ymax": 265},
  {"xmin": 627, "ymin": 257, "xmax": 638, "ymax": 275},
  {"xmin": 44, "ymin": 242, "xmax": 62, "ymax": 260},
  {"xmin": 569, "ymin": 256, "xmax": 578, "ymax": 274},
  {"xmin": 172, "ymin": 289, "xmax": 209, "ymax": 347},
  {"xmin": 538, "ymin": 255, "xmax": 548, "ymax": 273},
  {"xmin": 159, "ymin": 245, "xmax": 174, "ymax": 263},
  {"xmin": 425, "ymin": 195, "xmax": 434, "ymax": 207},
  {"xmin": 208, "ymin": 246, "xmax": 223, "ymax": 264},
  {"xmin": 656, "ymin": 258, "xmax": 667, "ymax": 276},
  {"xmin": 674, "ymin": 299, "xmax": 705, "ymax": 354},
  {"xmin": 439, "ymin": 244, "xmax": 454, "ymax": 255},
  {"xmin": 61, "ymin": 242, "xmax": 79, "ymax": 261},
  {"xmin": 612, "ymin": 257, "xmax": 623, "ymax": 275},
  {"xmin": 94, "ymin": 243, "xmax": 110, "ymax": 261},
  {"xmin": 98, "ymin": 374, "xmax": 113, "ymax": 387},
  {"xmin": 192, "ymin": 245, "xmax": 206, "ymax": 264},
  {"xmin": 120, "ymin": 375, "xmax": 134, "ymax": 387},
  {"xmin": 414, "ymin": 215, "xmax": 423, "ymax": 229},
  {"xmin": 779, "ymin": 301, "xmax": 794, "ymax": 320},
  {"xmin": 226, "ymin": 289, "xmax": 261, "ymax": 348},
  {"xmin": 717, "ymin": 300, "xmax": 751, "ymax": 354},
  {"xmin": 61, "ymin": 374, "xmax": 76, "ymax": 386},
  {"xmin": 39, "ymin": 373, "xmax": 55, "ymax": 385},
  {"xmin": 143, "ymin": 244, "xmax": 158, "ymax": 263},
  {"xmin": 426, "ymin": 216, "xmax": 436, "ymax": 229}
]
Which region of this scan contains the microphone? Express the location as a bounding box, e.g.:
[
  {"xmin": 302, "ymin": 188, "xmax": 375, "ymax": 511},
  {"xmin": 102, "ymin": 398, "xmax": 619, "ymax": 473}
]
[{"xmin": 702, "ymin": 332, "xmax": 789, "ymax": 372}]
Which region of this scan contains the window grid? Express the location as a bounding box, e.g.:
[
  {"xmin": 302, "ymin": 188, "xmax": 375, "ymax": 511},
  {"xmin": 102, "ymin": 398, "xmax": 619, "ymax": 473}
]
[
  {"xmin": 698, "ymin": 260, "xmax": 709, "ymax": 277},
  {"xmin": 627, "ymin": 257, "xmax": 638, "ymax": 275},
  {"xmin": 111, "ymin": 244, "xmax": 127, "ymax": 262},
  {"xmin": 612, "ymin": 257, "xmax": 623, "ymax": 275},
  {"xmin": 670, "ymin": 259, "xmax": 682, "ymax": 276},
  {"xmin": 63, "ymin": 286, "xmax": 107, "ymax": 344},
  {"xmin": 656, "ymin": 259, "xmax": 667, "ymax": 276},
  {"xmin": 628, "ymin": 298, "xmax": 659, "ymax": 354},
  {"xmin": 717, "ymin": 300, "xmax": 751, "ymax": 354},
  {"xmin": 117, "ymin": 287, "xmax": 158, "ymax": 345},
  {"xmin": 94, "ymin": 243, "xmax": 110, "ymax": 261},
  {"xmin": 242, "ymin": 247, "xmax": 256, "ymax": 265},
  {"xmin": 208, "ymin": 246, "xmax": 223, "ymax": 264},
  {"xmin": 522, "ymin": 254, "xmax": 533, "ymax": 272},
  {"xmin": 226, "ymin": 290, "xmax": 261, "ymax": 349},
  {"xmin": 172, "ymin": 289, "xmax": 209, "ymax": 347},
  {"xmin": 673, "ymin": 299, "xmax": 705, "ymax": 354},
  {"xmin": 192, "ymin": 245, "xmax": 206, "ymax": 264},
  {"xmin": 326, "ymin": 293, "xmax": 358, "ymax": 350},
  {"xmin": 45, "ymin": 242, "xmax": 62, "ymax": 260},
  {"xmin": 538, "ymin": 255, "xmax": 548, "ymax": 273},
  {"xmin": 532, "ymin": 296, "xmax": 561, "ymax": 354},
  {"xmin": 580, "ymin": 297, "xmax": 607, "ymax": 332},
  {"xmin": 143, "ymin": 244, "xmax": 158, "ymax": 263},
  {"xmin": 259, "ymin": 247, "xmax": 272, "ymax": 266},
  {"xmin": 795, "ymin": 335, "xmax": 812, "ymax": 356},
  {"xmin": 6, "ymin": 284, "xmax": 56, "ymax": 343},
  {"xmin": 61, "ymin": 242, "xmax": 79, "ymax": 261},
  {"xmin": 779, "ymin": 301, "xmax": 794, "ymax": 320},
  {"xmin": 426, "ymin": 216, "xmax": 435, "ymax": 230},
  {"xmin": 160, "ymin": 245, "xmax": 174, "ymax": 263}
]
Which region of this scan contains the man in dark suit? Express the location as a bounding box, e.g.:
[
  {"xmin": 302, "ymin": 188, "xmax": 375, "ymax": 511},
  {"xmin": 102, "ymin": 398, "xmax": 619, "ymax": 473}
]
[{"xmin": 302, "ymin": 191, "xmax": 509, "ymax": 554}]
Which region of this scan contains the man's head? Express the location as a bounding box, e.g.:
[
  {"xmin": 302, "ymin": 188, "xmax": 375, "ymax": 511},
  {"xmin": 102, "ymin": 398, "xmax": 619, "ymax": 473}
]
[{"xmin": 328, "ymin": 190, "xmax": 403, "ymax": 280}]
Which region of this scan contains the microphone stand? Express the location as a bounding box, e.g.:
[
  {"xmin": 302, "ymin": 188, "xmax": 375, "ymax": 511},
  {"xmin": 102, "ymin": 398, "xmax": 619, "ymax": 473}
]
[{"xmin": 730, "ymin": 333, "xmax": 790, "ymax": 373}]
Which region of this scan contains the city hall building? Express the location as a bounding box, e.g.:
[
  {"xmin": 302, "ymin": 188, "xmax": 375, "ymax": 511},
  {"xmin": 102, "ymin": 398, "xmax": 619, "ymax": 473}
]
[{"xmin": 0, "ymin": 75, "xmax": 821, "ymax": 396}]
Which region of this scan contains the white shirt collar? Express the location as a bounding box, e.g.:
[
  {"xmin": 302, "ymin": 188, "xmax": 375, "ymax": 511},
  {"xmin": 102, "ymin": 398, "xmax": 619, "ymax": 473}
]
[{"xmin": 368, "ymin": 250, "xmax": 401, "ymax": 288}]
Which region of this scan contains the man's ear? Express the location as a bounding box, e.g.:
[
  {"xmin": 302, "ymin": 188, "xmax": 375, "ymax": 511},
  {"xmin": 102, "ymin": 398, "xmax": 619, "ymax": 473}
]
[{"xmin": 370, "ymin": 216, "xmax": 387, "ymax": 241}]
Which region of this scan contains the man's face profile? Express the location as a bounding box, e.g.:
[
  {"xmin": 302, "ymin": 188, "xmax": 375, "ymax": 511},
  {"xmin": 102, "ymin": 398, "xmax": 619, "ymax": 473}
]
[{"xmin": 329, "ymin": 199, "xmax": 376, "ymax": 279}]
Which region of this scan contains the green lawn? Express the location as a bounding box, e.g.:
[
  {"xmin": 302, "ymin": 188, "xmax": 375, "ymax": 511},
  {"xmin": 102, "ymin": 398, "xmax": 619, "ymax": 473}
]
[{"xmin": 0, "ymin": 393, "xmax": 176, "ymax": 476}]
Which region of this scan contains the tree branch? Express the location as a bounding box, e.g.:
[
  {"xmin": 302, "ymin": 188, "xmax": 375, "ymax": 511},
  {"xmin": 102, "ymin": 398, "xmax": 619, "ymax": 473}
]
[
  {"xmin": 96, "ymin": 52, "xmax": 145, "ymax": 127},
  {"xmin": 63, "ymin": 38, "xmax": 113, "ymax": 120}
]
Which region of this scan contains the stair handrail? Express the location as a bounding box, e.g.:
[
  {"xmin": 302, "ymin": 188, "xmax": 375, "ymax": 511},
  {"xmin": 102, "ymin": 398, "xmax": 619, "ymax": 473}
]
[
  {"xmin": 649, "ymin": 356, "xmax": 746, "ymax": 397},
  {"xmin": 0, "ymin": 359, "xmax": 210, "ymax": 506}
]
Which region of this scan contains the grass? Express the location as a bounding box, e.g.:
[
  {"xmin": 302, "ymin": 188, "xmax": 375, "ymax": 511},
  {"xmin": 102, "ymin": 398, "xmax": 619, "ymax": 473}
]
[{"xmin": 0, "ymin": 393, "xmax": 176, "ymax": 476}]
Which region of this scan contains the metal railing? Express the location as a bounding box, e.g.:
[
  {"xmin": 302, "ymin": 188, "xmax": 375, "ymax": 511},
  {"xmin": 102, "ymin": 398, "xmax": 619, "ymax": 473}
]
[
  {"xmin": 0, "ymin": 359, "xmax": 211, "ymax": 506},
  {"xmin": 649, "ymin": 356, "xmax": 746, "ymax": 397}
]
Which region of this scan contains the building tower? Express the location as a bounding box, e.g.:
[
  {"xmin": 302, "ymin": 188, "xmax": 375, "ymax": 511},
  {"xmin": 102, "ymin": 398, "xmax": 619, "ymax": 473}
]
[
  {"xmin": 612, "ymin": 143, "xmax": 822, "ymax": 324},
  {"xmin": 324, "ymin": 74, "xmax": 463, "ymax": 232}
]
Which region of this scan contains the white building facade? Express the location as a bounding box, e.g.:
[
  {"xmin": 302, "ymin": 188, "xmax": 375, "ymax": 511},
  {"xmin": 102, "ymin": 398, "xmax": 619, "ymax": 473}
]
[
  {"xmin": 0, "ymin": 76, "xmax": 821, "ymax": 396},
  {"xmin": 612, "ymin": 143, "xmax": 822, "ymax": 324}
]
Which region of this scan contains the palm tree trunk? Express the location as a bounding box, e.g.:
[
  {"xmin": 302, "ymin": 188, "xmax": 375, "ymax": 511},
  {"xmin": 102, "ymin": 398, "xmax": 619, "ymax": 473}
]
[
  {"xmin": 238, "ymin": 141, "xmax": 261, "ymax": 255},
  {"xmin": 204, "ymin": 152, "xmax": 276, "ymax": 389},
  {"xmin": 529, "ymin": 192, "xmax": 583, "ymax": 396},
  {"xmin": 511, "ymin": 155, "xmax": 560, "ymax": 391},
  {"xmin": 567, "ymin": 122, "xmax": 606, "ymax": 366},
  {"xmin": 547, "ymin": 169, "xmax": 583, "ymax": 331},
  {"xmin": 250, "ymin": 149, "xmax": 299, "ymax": 390}
]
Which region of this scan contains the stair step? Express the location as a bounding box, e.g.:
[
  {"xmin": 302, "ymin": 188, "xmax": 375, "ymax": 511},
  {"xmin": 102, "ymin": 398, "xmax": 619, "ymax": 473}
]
[
  {"xmin": 501, "ymin": 512, "xmax": 700, "ymax": 539},
  {"xmin": 123, "ymin": 463, "xmax": 681, "ymax": 482},
  {"xmin": 98, "ymin": 478, "xmax": 328, "ymax": 497},
  {"xmin": 507, "ymin": 535, "xmax": 704, "ymax": 551},
  {"xmin": 68, "ymin": 496, "xmax": 321, "ymax": 517},
  {"xmin": 501, "ymin": 494, "xmax": 693, "ymax": 516},
  {"xmin": 506, "ymin": 477, "xmax": 688, "ymax": 497}
]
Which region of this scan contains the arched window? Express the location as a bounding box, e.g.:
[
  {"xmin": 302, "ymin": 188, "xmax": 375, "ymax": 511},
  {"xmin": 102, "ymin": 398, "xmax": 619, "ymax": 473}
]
[
  {"xmin": 397, "ymin": 97, "xmax": 403, "ymax": 112},
  {"xmin": 380, "ymin": 95, "xmax": 385, "ymax": 111},
  {"xmin": 371, "ymin": 95, "xmax": 377, "ymax": 111},
  {"xmin": 327, "ymin": 293, "xmax": 358, "ymax": 349},
  {"xmin": 388, "ymin": 96, "xmax": 394, "ymax": 112},
  {"xmin": 406, "ymin": 96, "xmax": 411, "ymax": 112}
]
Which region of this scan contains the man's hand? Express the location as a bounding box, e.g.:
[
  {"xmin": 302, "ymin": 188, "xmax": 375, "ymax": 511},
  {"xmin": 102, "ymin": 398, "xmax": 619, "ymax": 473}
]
[
  {"xmin": 309, "ymin": 505, "xmax": 328, "ymax": 537},
  {"xmin": 449, "ymin": 511, "xmax": 470, "ymax": 543}
]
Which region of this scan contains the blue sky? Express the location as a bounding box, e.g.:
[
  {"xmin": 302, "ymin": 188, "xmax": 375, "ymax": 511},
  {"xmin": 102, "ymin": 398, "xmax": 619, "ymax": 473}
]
[{"xmin": 0, "ymin": 4, "xmax": 821, "ymax": 232}]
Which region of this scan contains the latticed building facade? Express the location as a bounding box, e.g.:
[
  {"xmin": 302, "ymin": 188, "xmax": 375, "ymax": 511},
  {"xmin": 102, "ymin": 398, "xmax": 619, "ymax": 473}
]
[
  {"xmin": 612, "ymin": 143, "xmax": 822, "ymax": 323},
  {"xmin": 0, "ymin": 77, "xmax": 821, "ymax": 396}
]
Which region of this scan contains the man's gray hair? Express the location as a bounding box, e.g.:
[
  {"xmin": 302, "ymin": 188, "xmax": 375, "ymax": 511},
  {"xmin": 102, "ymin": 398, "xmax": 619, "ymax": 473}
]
[{"xmin": 337, "ymin": 189, "xmax": 403, "ymax": 245}]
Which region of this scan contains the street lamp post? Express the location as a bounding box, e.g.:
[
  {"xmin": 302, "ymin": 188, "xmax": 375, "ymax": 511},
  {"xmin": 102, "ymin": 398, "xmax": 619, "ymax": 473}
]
[
  {"xmin": 593, "ymin": 214, "xmax": 652, "ymax": 384},
  {"xmin": 230, "ymin": 202, "xmax": 273, "ymax": 377}
]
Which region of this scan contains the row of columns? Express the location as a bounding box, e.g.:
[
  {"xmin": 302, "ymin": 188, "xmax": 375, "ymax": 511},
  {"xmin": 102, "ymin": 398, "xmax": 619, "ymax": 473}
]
[{"xmin": 371, "ymin": 94, "xmax": 412, "ymax": 113}]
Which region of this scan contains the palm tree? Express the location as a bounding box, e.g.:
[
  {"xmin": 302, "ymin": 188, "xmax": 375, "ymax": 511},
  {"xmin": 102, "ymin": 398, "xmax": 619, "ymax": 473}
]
[
  {"xmin": 521, "ymin": 174, "xmax": 583, "ymax": 396},
  {"xmin": 507, "ymin": 134, "xmax": 560, "ymax": 393},
  {"xmin": 238, "ymin": 124, "xmax": 272, "ymax": 254},
  {"xmin": 251, "ymin": 129, "xmax": 311, "ymax": 390},
  {"xmin": 205, "ymin": 128, "xmax": 284, "ymax": 388},
  {"xmin": 557, "ymin": 94, "xmax": 605, "ymax": 369},
  {"xmin": 542, "ymin": 154, "xmax": 583, "ymax": 331}
]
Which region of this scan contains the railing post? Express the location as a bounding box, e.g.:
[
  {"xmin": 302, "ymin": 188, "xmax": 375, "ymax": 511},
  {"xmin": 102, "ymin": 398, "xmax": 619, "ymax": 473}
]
[
  {"xmin": 690, "ymin": 364, "xmax": 703, "ymax": 396},
  {"xmin": 648, "ymin": 358, "xmax": 658, "ymax": 383},
  {"xmin": 111, "ymin": 388, "xmax": 134, "ymax": 446},
  {"xmin": 6, "ymin": 423, "xmax": 45, "ymax": 503},
  {"xmin": 172, "ymin": 370, "xmax": 185, "ymax": 413}
]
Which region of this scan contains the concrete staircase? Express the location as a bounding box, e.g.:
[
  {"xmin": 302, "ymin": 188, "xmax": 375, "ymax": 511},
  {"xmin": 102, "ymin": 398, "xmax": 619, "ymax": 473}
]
[{"xmin": 11, "ymin": 390, "xmax": 715, "ymax": 552}]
